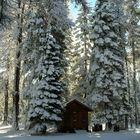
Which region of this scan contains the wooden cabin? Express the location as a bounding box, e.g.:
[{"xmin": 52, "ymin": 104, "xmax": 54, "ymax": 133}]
[{"xmin": 59, "ymin": 99, "xmax": 92, "ymax": 132}]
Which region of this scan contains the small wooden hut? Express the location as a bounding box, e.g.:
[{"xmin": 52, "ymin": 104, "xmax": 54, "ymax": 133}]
[{"xmin": 59, "ymin": 99, "xmax": 92, "ymax": 132}]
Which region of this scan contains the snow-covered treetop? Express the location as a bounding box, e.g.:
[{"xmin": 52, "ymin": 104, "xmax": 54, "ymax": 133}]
[
  {"xmin": 71, "ymin": 0, "xmax": 89, "ymax": 12},
  {"xmin": 28, "ymin": 0, "xmax": 72, "ymax": 31},
  {"xmin": 43, "ymin": 0, "xmax": 72, "ymax": 30}
]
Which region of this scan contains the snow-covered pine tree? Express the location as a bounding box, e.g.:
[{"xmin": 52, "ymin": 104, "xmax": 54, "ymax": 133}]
[
  {"xmin": 23, "ymin": 11, "xmax": 64, "ymax": 132},
  {"xmin": 23, "ymin": 6, "xmax": 67, "ymax": 133},
  {"xmin": 70, "ymin": 6, "xmax": 91, "ymax": 99},
  {"xmin": 88, "ymin": 0, "xmax": 130, "ymax": 127},
  {"xmin": 64, "ymin": 29, "xmax": 79, "ymax": 99},
  {"xmin": 23, "ymin": 0, "xmax": 71, "ymax": 98},
  {"xmin": 45, "ymin": 0, "xmax": 72, "ymax": 101}
]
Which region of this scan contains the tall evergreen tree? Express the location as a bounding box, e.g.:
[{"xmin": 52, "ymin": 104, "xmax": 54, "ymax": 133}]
[
  {"xmin": 23, "ymin": 1, "xmax": 70, "ymax": 133},
  {"xmin": 24, "ymin": 11, "xmax": 59, "ymax": 134},
  {"xmin": 87, "ymin": 0, "xmax": 130, "ymax": 127},
  {"xmin": 70, "ymin": 6, "xmax": 91, "ymax": 99}
]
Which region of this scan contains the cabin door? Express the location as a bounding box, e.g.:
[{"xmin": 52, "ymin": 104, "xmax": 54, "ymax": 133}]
[
  {"xmin": 71, "ymin": 111, "xmax": 87, "ymax": 129},
  {"xmin": 79, "ymin": 112, "xmax": 88, "ymax": 129}
]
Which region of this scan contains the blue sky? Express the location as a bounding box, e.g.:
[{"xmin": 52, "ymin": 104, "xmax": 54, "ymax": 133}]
[{"xmin": 69, "ymin": 0, "xmax": 96, "ymax": 20}]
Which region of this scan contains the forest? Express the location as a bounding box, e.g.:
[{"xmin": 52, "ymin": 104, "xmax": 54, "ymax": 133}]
[{"xmin": 0, "ymin": 0, "xmax": 140, "ymax": 137}]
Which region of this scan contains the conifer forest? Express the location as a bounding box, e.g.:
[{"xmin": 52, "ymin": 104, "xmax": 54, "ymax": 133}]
[{"xmin": 0, "ymin": 0, "xmax": 140, "ymax": 139}]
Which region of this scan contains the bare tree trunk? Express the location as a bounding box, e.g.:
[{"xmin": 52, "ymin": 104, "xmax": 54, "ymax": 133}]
[
  {"xmin": 124, "ymin": 49, "xmax": 131, "ymax": 103},
  {"xmin": 83, "ymin": 39, "xmax": 88, "ymax": 99},
  {"xmin": 3, "ymin": 80, "xmax": 9, "ymax": 125},
  {"xmin": 12, "ymin": 0, "xmax": 25, "ymax": 130},
  {"xmin": 131, "ymin": 39, "xmax": 138, "ymax": 128},
  {"xmin": 83, "ymin": 12, "xmax": 89, "ymax": 99},
  {"xmin": 0, "ymin": 0, "xmax": 4, "ymax": 22},
  {"xmin": 3, "ymin": 57, "xmax": 9, "ymax": 125},
  {"xmin": 13, "ymin": 51, "xmax": 21, "ymax": 130},
  {"xmin": 124, "ymin": 47, "xmax": 131, "ymax": 129}
]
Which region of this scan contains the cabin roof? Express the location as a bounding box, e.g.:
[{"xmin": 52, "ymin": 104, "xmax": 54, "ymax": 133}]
[{"xmin": 66, "ymin": 99, "xmax": 93, "ymax": 111}]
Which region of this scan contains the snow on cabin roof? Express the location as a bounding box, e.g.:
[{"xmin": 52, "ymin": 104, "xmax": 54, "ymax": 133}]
[{"xmin": 65, "ymin": 99, "xmax": 93, "ymax": 111}]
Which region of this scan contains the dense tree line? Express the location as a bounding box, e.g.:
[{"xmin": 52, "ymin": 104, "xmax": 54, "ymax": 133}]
[{"xmin": 0, "ymin": 0, "xmax": 139, "ymax": 134}]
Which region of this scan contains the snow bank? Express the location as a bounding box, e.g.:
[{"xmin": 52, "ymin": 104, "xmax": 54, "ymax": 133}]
[{"xmin": 0, "ymin": 125, "xmax": 140, "ymax": 140}]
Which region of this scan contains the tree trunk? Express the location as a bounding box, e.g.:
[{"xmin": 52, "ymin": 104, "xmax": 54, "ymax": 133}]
[
  {"xmin": 13, "ymin": 51, "xmax": 21, "ymax": 130},
  {"xmin": 3, "ymin": 58, "xmax": 9, "ymax": 125},
  {"xmin": 131, "ymin": 38, "xmax": 138, "ymax": 128},
  {"xmin": 3, "ymin": 80, "xmax": 9, "ymax": 125},
  {"xmin": 124, "ymin": 47, "xmax": 131, "ymax": 129},
  {"xmin": 105, "ymin": 122, "xmax": 112, "ymax": 131},
  {"xmin": 124, "ymin": 115, "xmax": 128, "ymax": 129},
  {"xmin": 0, "ymin": 0, "xmax": 4, "ymax": 22},
  {"xmin": 124, "ymin": 48, "xmax": 131, "ymax": 103},
  {"xmin": 12, "ymin": 0, "xmax": 25, "ymax": 130}
]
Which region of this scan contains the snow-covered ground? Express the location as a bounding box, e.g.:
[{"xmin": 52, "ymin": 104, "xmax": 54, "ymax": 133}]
[{"xmin": 0, "ymin": 125, "xmax": 140, "ymax": 140}]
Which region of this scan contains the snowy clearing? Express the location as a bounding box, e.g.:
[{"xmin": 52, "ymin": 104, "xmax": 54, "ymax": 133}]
[{"xmin": 0, "ymin": 125, "xmax": 140, "ymax": 140}]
